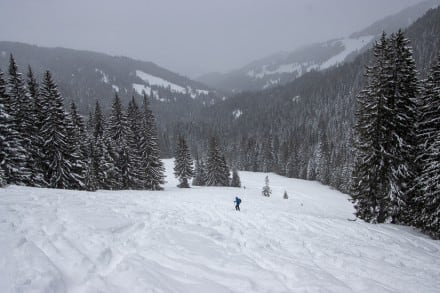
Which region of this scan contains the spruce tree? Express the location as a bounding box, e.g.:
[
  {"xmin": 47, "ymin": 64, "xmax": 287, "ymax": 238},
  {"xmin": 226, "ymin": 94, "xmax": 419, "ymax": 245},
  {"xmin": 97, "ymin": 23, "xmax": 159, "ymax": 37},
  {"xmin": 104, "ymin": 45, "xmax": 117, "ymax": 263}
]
[
  {"xmin": 386, "ymin": 30, "xmax": 420, "ymax": 224},
  {"xmin": 262, "ymin": 176, "xmax": 272, "ymax": 197},
  {"xmin": 352, "ymin": 33, "xmax": 395, "ymax": 223},
  {"xmin": 352, "ymin": 31, "xmax": 420, "ymax": 224},
  {"xmin": 173, "ymin": 136, "xmax": 194, "ymax": 188},
  {"xmin": 206, "ymin": 137, "xmax": 229, "ymax": 186},
  {"xmin": 65, "ymin": 102, "xmax": 87, "ymax": 189},
  {"xmin": 6, "ymin": 55, "xmax": 33, "ymax": 185},
  {"xmin": 26, "ymin": 65, "xmax": 46, "ymax": 186},
  {"xmin": 283, "ymin": 190, "xmax": 289, "ymax": 199},
  {"xmin": 0, "ymin": 68, "xmax": 31, "ymax": 185},
  {"xmin": 108, "ymin": 94, "xmax": 138, "ymax": 189},
  {"xmin": 192, "ymin": 158, "xmax": 207, "ymax": 186},
  {"xmin": 125, "ymin": 96, "xmax": 144, "ymax": 188},
  {"xmin": 40, "ymin": 71, "xmax": 79, "ymax": 189},
  {"xmin": 415, "ymin": 56, "xmax": 440, "ymax": 238},
  {"xmin": 93, "ymin": 101, "xmax": 105, "ymax": 139},
  {"xmin": 139, "ymin": 93, "xmax": 165, "ymax": 190}
]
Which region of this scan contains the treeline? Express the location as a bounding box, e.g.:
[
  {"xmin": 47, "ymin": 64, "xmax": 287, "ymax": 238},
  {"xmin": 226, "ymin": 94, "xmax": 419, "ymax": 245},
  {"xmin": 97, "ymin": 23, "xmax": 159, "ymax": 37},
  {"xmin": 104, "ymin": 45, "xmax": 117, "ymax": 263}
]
[
  {"xmin": 0, "ymin": 55, "xmax": 165, "ymax": 191},
  {"xmin": 173, "ymin": 136, "xmax": 241, "ymax": 188},
  {"xmin": 352, "ymin": 31, "xmax": 440, "ymax": 239}
]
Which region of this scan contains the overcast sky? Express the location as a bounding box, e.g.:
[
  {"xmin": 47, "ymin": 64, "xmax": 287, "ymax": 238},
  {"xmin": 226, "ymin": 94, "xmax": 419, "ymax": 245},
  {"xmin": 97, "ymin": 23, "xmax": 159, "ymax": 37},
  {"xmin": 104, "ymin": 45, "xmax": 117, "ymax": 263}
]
[{"xmin": 0, "ymin": 0, "xmax": 427, "ymax": 77}]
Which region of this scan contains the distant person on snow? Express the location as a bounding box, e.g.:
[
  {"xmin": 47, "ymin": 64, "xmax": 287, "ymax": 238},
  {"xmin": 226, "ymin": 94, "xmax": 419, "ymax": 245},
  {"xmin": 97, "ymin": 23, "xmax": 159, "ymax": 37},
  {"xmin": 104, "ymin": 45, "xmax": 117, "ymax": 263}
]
[{"xmin": 234, "ymin": 196, "xmax": 242, "ymax": 211}]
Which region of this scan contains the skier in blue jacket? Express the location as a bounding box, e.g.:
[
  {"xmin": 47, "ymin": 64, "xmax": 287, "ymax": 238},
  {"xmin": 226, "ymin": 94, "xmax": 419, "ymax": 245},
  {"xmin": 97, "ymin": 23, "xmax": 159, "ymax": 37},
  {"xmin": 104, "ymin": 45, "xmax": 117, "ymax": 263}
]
[{"xmin": 234, "ymin": 197, "xmax": 242, "ymax": 211}]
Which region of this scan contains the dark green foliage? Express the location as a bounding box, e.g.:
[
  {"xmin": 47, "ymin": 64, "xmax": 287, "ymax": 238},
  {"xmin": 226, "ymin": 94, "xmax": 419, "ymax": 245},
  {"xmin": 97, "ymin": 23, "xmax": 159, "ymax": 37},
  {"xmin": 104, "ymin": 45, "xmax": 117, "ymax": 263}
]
[
  {"xmin": 1, "ymin": 57, "xmax": 166, "ymax": 192},
  {"xmin": 26, "ymin": 66, "xmax": 46, "ymax": 186},
  {"xmin": 5, "ymin": 56, "xmax": 33, "ymax": 185},
  {"xmin": 65, "ymin": 102, "xmax": 87, "ymax": 190},
  {"xmin": 40, "ymin": 71, "xmax": 82, "ymax": 189},
  {"xmin": 262, "ymin": 176, "xmax": 272, "ymax": 197},
  {"xmin": 108, "ymin": 94, "xmax": 139, "ymax": 189},
  {"xmin": 352, "ymin": 31, "xmax": 420, "ymax": 224},
  {"xmin": 415, "ymin": 56, "xmax": 440, "ymax": 238},
  {"xmin": 192, "ymin": 158, "xmax": 207, "ymax": 186},
  {"xmin": 174, "ymin": 136, "xmax": 194, "ymax": 188},
  {"xmin": 206, "ymin": 137, "xmax": 230, "ymax": 186},
  {"xmin": 0, "ymin": 68, "xmax": 30, "ymax": 185},
  {"xmin": 139, "ymin": 93, "xmax": 165, "ymax": 190}
]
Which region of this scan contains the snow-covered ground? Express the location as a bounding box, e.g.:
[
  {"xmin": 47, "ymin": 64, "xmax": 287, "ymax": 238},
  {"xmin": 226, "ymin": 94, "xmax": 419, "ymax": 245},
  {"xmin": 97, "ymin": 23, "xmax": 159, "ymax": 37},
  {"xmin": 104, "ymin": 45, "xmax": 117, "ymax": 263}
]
[
  {"xmin": 136, "ymin": 70, "xmax": 187, "ymax": 94},
  {"xmin": 1, "ymin": 159, "xmax": 439, "ymax": 293},
  {"xmin": 320, "ymin": 36, "xmax": 374, "ymax": 70}
]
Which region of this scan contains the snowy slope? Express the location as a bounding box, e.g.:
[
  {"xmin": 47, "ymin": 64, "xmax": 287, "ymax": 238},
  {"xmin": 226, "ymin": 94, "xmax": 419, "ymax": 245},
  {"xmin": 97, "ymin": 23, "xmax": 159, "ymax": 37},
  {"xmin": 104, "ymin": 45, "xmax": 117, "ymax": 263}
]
[
  {"xmin": 134, "ymin": 70, "xmax": 210, "ymax": 100},
  {"xmin": 1, "ymin": 159, "xmax": 439, "ymax": 293},
  {"xmin": 319, "ymin": 36, "xmax": 374, "ymax": 69},
  {"xmin": 136, "ymin": 70, "xmax": 187, "ymax": 94}
]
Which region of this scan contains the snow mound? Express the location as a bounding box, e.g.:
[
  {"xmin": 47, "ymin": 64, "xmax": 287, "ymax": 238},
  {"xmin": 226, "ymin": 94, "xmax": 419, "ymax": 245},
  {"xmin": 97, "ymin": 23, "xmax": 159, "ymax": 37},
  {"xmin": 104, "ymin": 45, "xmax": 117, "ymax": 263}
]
[{"xmin": 0, "ymin": 159, "xmax": 439, "ymax": 293}]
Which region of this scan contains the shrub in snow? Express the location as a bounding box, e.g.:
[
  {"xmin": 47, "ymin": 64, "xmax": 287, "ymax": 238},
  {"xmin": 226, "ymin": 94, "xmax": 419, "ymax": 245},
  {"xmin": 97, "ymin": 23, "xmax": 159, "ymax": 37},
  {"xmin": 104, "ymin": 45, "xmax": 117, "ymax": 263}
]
[{"xmin": 262, "ymin": 176, "xmax": 272, "ymax": 197}]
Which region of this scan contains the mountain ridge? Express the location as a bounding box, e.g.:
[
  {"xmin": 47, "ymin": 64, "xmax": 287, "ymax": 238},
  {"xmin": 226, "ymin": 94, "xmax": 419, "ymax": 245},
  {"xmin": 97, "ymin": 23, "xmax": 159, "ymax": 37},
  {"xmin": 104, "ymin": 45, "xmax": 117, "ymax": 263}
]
[
  {"xmin": 0, "ymin": 41, "xmax": 222, "ymax": 116},
  {"xmin": 197, "ymin": 0, "xmax": 439, "ymax": 93}
]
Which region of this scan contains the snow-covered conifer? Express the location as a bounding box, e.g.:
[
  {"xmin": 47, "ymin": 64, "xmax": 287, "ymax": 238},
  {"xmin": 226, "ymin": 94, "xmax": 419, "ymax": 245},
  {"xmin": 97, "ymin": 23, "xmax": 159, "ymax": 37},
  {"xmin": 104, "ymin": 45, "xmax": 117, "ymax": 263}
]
[
  {"xmin": 206, "ymin": 137, "xmax": 229, "ymax": 186},
  {"xmin": 415, "ymin": 56, "xmax": 440, "ymax": 238},
  {"xmin": 174, "ymin": 136, "xmax": 194, "ymax": 188},
  {"xmin": 40, "ymin": 70, "xmax": 79, "ymax": 189},
  {"xmin": 192, "ymin": 158, "xmax": 207, "ymax": 186},
  {"xmin": 139, "ymin": 93, "xmax": 164, "ymax": 190},
  {"xmin": 262, "ymin": 176, "xmax": 272, "ymax": 197}
]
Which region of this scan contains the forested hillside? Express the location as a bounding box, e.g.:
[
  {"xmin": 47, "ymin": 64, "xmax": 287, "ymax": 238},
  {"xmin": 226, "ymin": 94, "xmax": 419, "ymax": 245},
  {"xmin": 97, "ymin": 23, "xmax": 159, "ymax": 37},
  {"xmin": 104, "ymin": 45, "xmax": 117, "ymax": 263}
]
[
  {"xmin": 162, "ymin": 6, "xmax": 440, "ymax": 196},
  {"xmin": 0, "ymin": 42, "xmax": 223, "ymax": 125}
]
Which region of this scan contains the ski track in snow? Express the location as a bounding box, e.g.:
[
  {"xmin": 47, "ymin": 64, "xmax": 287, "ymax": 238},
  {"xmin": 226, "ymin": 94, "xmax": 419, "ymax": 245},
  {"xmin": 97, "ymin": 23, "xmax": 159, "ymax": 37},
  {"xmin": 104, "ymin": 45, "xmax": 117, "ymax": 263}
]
[{"xmin": 1, "ymin": 159, "xmax": 439, "ymax": 293}]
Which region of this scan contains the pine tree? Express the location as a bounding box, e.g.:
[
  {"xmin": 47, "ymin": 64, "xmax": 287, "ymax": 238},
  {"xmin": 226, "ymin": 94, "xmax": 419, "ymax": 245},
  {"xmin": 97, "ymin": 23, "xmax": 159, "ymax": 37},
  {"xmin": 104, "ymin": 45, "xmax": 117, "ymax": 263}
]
[
  {"xmin": 0, "ymin": 68, "xmax": 31, "ymax": 185},
  {"xmin": 125, "ymin": 96, "xmax": 144, "ymax": 188},
  {"xmin": 262, "ymin": 175, "xmax": 272, "ymax": 197},
  {"xmin": 352, "ymin": 31, "xmax": 420, "ymax": 224},
  {"xmin": 39, "ymin": 71, "xmax": 78, "ymax": 189},
  {"xmin": 174, "ymin": 136, "xmax": 194, "ymax": 188},
  {"xmin": 192, "ymin": 158, "xmax": 207, "ymax": 186},
  {"xmin": 26, "ymin": 65, "xmax": 46, "ymax": 186},
  {"xmin": 415, "ymin": 56, "xmax": 440, "ymax": 238},
  {"xmin": 283, "ymin": 190, "xmax": 289, "ymax": 199},
  {"xmin": 206, "ymin": 137, "xmax": 229, "ymax": 186},
  {"xmin": 139, "ymin": 93, "xmax": 165, "ymax": 190},
  {"xmin": 86, "ymin": 101, "xmax": 119, "ymax": 190},
  {"xmin": 352, "ymin": 33, "xmax": 395, "ymax": 223},
  {"xmin": 108, "ymin": 94, "xmax": 138, "ymax": 189},
  {"xmin": 386, "ymin": 30, "xmax": 420, "ymax": 224},
  {"xmin": 93, "ymin": 101, "xmax": 105, "ymax": 140},
  {"xmin": 65, "ymin": 102, "xmax": 87, "ymax": 189},
  {"xmin": 230, "ymin": 168, "xmax": 241, "ymax": 187},
  {"xmin": 6, "ymin": 55, "xmax": 33, "ymax": 185}
]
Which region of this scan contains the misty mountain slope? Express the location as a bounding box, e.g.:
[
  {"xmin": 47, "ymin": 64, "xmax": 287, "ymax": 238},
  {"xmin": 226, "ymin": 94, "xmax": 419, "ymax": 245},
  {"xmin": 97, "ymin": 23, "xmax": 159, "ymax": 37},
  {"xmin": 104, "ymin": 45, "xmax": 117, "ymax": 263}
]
[
  {"xmin": 197, "ymin": 0, "xmax": 439, "ymax": 93},
  {"xmin": 166, "ymin": 6, "xmax": 440, "ymax": 192},
  {"xmin": 0, "ymin": 42, "xmax": 222, "ymax": 116},
  {"xmin": 1, "ymin": 159, "xmax": 439, "ymax": 293}
]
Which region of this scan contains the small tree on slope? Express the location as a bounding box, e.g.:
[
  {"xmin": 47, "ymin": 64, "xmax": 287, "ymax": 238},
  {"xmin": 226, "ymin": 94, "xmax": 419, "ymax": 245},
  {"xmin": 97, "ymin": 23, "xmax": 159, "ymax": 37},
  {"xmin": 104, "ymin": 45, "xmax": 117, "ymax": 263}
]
[
  {"xmin": 174, "ymin": 136, "xmax": 194, "ymax": 188},
  {"xmin": 262, "ymin": 176, "xmax": 272, "ymax": 197}
]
